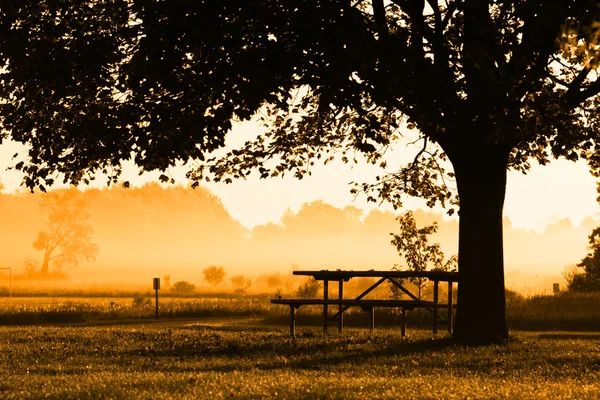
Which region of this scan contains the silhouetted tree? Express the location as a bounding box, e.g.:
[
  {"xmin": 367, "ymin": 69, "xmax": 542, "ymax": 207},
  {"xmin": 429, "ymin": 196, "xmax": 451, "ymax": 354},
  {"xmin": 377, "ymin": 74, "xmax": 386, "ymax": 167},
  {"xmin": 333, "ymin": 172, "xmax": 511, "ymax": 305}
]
[
  {"xmin": 390, "ymin": 211, "xmax": 457, "ymax": 327},
  {"xmin": 31, "ymin": 190, "xmax": 99, "ymax": 277},
  {"xmin": 3, "ymin": 1, "xmax": 600, "ymax": 343},
  {"xmin": 568, "ymin": 227, "xmax": 600, "ymax": 291},
  {"xmin": 203, "ymin": 266, "xmax": 226, "ymax": 287},
  {"xmin": 230, "ymin": 275, "xmax": 252, "ymax": 292}
]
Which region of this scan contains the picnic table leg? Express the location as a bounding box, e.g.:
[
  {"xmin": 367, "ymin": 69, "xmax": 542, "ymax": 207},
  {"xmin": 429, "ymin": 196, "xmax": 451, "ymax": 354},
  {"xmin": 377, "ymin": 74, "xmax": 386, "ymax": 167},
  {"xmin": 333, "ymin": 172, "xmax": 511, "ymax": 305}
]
[
  {"xmin": 371, "ymin": 307, "xmax": 375, "ymax": 331},
  {"xmin": 433, "ymin": 280, "xmax": 439, "ymax": 334},
  {"xmin": 401, "ymin": 308, "xmax": 406, "ymax": 337},
  {"xmin": 447, "ymin": 281, "xmax": 453, "ymax": 333},
  {"xmin": 323, "ymin": 279, "xmax": 329, "ymax": 333},
  {"xmin": 338, "ymin": 280, "xmax": 344, "ymax": 333},
  {"xmin": 290, "ymin": 305, "xmax": 296, "ymax": 338}
]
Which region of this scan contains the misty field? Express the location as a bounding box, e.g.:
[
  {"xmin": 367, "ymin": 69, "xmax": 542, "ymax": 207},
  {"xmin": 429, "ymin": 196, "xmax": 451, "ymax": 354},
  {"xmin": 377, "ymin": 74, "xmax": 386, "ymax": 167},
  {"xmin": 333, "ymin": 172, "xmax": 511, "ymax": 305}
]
[{"xmin": 1, "ymin": 326, "xmax": 599, "ymax": 399}]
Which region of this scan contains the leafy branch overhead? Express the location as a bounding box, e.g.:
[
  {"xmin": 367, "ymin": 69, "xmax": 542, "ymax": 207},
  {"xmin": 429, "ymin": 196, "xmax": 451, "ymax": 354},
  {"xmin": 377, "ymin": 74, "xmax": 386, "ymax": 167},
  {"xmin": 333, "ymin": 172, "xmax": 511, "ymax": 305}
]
[{"xmin": 4, "ymin": 2, "xmax": 599, "ymax": 202}]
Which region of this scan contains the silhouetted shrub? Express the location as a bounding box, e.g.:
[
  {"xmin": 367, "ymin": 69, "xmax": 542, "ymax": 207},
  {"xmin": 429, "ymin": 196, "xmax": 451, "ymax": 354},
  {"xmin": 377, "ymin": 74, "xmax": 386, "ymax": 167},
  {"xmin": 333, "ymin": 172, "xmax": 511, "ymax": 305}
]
[
  {"xmin": 296, "ymin": 278, "xmax": 320, "ymax": 298},
  {"xmin": 172, "ymin": 281, "xmax": 196, "ymax": 295}
]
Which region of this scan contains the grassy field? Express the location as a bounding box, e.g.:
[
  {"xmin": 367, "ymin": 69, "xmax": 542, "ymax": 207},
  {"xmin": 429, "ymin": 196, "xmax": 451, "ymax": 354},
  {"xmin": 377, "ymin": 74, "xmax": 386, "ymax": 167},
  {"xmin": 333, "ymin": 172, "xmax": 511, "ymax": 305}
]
[
  {"xmin": 4, "ymin": 291, "xmax": 600, "ymax": 332},
  {"xmin": 1, "ymin": 325, "xmax": 599, "ymax": 399}
]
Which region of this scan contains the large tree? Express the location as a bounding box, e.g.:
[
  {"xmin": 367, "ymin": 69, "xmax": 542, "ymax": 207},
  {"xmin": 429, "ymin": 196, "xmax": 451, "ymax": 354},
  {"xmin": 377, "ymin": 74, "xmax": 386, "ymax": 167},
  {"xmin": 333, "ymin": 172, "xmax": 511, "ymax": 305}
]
[{"xmin": 1, "ymin": 1, "xmax": 600, "ymax": 343}]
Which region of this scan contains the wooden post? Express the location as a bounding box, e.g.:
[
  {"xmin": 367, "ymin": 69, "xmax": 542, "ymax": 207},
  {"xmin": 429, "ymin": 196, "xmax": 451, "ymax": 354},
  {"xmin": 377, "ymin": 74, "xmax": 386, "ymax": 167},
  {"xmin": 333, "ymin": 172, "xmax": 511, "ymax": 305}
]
[
  {"xmin": 153, "ymin": 277, "xmax": 160, "ymax": 320},
  {"xmin": 401, "ymin": 308, "xmax": 406, "ymax": 337},
  {"xmin": 433, "ymin": 280, "xmax": 439, "ymax": 334},
  {"xmin": 447, "ymin": 281, "xmax": 453, "ymax": 333},
  {"xmin": 290, "ymin": 305, "xmax": 296, "ymax": 337},
  {"xmin": 370, "ymin": 307, "xmax": 375, "ymax": 331},
  {"xmin": 338, "ymin": 280, "xmax": 344, "ymax": 333},
  {"xmin": 323, "ymin": 279, "xmax": 329, "ymax": 333}
]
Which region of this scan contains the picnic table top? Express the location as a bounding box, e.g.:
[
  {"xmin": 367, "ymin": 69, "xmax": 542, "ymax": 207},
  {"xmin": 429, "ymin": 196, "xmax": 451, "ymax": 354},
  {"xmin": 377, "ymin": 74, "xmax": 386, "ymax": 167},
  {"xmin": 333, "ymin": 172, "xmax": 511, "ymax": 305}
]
[{"xmin": 293, "ymin": 270, "xmax": 459, "ymax": 281}]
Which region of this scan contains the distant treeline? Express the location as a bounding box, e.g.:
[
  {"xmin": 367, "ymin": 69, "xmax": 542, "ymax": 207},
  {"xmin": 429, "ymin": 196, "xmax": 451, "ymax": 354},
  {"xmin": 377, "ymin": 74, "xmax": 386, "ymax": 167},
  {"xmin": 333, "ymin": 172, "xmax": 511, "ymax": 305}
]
[{"xmin": 0, "ymin": 183, "xmax": 595, "ymax": 288}]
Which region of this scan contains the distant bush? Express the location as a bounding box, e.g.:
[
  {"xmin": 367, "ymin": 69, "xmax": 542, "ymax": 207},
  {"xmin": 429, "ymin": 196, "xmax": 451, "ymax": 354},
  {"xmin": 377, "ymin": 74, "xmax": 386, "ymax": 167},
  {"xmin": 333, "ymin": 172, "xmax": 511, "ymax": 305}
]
[
  {"xmin": 132, "ymin": 294, "xmax": 151, "ymax": 308},
  {"xmin": 171, "ymin": 281, "xmax": 196, "ymax": 295},
  {"xmin": 296, "ymin": 278, "xmax": 320, "ymax": 299},
  {"xmin": 231, "ymin": 275, "xmax": 251, "ymax": 294}
]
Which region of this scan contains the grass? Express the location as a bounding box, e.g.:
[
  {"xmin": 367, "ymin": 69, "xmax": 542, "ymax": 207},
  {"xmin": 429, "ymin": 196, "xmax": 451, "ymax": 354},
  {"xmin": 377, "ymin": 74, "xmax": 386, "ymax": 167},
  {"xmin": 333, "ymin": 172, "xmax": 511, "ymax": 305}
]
[
  {"xmin": 0, "ymin": 296, "xmax": 274, "ymax": 325},
  {"xmin": 4, "ymin": 290, "xmax": 600, "ymax": 331},
  {"xmin": 1, "ymin": 326, "xmax": 600, "ymax": 399}
]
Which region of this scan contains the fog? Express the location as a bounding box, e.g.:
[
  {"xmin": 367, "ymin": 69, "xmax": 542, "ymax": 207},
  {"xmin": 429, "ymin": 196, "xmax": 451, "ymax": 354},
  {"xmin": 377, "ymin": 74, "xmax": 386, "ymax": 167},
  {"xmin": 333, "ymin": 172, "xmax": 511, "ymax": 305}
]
[{"xmin": 0, "ymin": 184, "xmax": 596, "ymax": 294}]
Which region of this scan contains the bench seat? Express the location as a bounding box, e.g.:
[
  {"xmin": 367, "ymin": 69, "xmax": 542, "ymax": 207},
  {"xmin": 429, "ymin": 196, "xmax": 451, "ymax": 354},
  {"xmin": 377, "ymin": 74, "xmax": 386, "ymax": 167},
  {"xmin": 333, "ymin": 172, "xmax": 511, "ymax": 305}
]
[{"xmin": 271, "ymin": 299, "xmax": 455, "ymax": 309}]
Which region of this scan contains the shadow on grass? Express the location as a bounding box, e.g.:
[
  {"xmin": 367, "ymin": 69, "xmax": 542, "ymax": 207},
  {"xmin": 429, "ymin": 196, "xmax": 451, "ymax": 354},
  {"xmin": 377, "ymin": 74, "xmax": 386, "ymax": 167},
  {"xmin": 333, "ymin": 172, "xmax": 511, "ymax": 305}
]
[{"xmin": 113, "ymin": 325, "xmax": 460, "ymax": 374}]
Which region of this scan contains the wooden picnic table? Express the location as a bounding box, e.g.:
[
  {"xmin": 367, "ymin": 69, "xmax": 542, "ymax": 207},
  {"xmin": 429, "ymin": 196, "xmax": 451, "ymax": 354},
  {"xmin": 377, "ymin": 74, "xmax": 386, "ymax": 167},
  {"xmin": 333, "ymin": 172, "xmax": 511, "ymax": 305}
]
[{"xmin": 271, "ymin": 270, "xmax": 459, "ymax": 337}]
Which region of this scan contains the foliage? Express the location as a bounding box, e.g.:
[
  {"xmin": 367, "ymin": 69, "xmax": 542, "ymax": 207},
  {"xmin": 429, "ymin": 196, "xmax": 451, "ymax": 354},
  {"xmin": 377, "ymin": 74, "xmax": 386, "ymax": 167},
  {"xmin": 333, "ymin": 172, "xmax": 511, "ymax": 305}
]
[
  {"xmin": 230, "ymin": 275, "xmax": 252, "ymax": 294},
  {"xmin": 202, "ymin": 266, "xmax": 226, "ymax": 287},
  {"xmin": 296, "ymin": 277, "xmax": 321, "ymax": 299},
  {"xmin": 30, "ymin": 190, "xmax": 99, "ymax": 277},
  {"xmin": 132, "ymin": 294, "xmax": 151, "ymax": 308},
  {"xmin": 171, "ymin": 281, "xmax": 196, "ymax": 295},
  {"xmin": 567, "ymin": 226, "xmax": 600, "ymax": 291},
  {"xmin": 389, "ymin": 211, "xmax": 457, "ymax": 300}
]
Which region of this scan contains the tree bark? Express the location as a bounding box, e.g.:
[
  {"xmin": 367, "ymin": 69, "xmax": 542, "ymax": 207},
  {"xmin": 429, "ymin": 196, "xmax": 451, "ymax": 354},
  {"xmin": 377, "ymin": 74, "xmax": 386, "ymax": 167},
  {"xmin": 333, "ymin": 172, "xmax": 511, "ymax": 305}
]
[
  {"xmin": 40, "ymin": 250, "xmax": 50, "ymax": 277},
  {"xmin": 452, "ymin": 150, "xmax": 510, "ymax": 344}
]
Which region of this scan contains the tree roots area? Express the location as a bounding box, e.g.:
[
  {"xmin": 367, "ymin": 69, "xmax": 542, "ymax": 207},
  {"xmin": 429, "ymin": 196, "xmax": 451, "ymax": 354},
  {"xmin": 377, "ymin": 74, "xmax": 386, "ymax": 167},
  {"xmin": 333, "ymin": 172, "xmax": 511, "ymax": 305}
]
[{"xmin": 0, "ymin": 326, "xmax": 599, "ymax": 399}]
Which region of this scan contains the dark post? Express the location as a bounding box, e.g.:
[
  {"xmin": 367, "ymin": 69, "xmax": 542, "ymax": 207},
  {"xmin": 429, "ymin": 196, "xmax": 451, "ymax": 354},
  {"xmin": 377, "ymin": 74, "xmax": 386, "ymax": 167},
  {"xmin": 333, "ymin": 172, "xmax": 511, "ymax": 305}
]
[
  {"xmin": 323, "ymin": 279, "xmax": 329, "ymax": 333},
  {"xmin": 401, "ymin": 308, "xmax": 406, "ymax": 337},
  {"xmin": 290, "ymin": 305, "xmax": 296, "ymax": 337},
  {"xmin": 447, "ymin": 281, "xmax": 453, "ymax": 333},
  {"xmin": 153, "ymin": 277, "xmax": 160, "ymax": 320},
  {"xmin": 338, "ymin": 280, "xmax": 344, "ymax": 333},
  {"xmin": 370, "ymin": 307, "xmax": 375, "ymax": 331},
  {"xmin": 433, "ymin": 280, "xmax": 439, "ymax": 334}
]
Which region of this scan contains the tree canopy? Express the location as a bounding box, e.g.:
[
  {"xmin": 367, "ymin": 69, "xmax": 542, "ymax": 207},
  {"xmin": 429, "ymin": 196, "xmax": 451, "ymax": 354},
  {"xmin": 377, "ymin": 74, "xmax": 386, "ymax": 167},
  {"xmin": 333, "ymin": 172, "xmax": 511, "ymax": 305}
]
[
  {"xmin": 568, "ymin": 226, "xmax": 600, "ymax": 292},
  {"xmin": 2, "ymin": 1, "xmax": 600, "ymax": 343}
]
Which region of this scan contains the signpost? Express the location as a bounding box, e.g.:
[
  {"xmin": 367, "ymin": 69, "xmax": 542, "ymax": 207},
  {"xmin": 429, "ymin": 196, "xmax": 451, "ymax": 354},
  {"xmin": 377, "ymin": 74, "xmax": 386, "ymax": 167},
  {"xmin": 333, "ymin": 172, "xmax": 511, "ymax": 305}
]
[
  {"xmin": 153, "ymin": 278, "xmax": 160, "ymax": 319},
  {"xmin": 0, "ymin": 268, "xmax": 11, "ymax": 298},
  {"xmin": 553, "ymin": 283, "xmax": 560, "ymax": 294}
]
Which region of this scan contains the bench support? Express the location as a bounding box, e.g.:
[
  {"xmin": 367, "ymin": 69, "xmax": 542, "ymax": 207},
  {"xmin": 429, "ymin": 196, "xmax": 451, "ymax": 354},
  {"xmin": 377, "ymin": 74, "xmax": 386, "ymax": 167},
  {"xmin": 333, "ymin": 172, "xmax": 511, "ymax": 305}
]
[
  {"xmin": 447, "ymin": 281, "xmax": 453, "ymax": 333},
  {"xmin": 401, "ymin": 308, "xmax": 406, "ymax": 337},
  {"xmin": 433, "ymin": 280, "xmax": 439, "ymax": 334},
  {"xmin": 289, "ymin": 305, "xmax": 296, "ymax": 337},
  {"xmin": 338, "ymin": 280, "xmax": 344, "ymax": 333},
  {"xmin": 323, "ymin": 279, "xmax": 328, "ymax": 333}
]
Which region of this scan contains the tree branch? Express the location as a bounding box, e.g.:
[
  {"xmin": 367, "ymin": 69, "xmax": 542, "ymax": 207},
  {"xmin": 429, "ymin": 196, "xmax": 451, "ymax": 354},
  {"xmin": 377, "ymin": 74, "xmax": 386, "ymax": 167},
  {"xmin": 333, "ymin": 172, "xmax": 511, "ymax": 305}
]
[
  {"xmin": 564, "ymin": 76, "xmax": 600, "ymax": 109},
  {"xmin": 372, "ymin": 0, "xmax": 388, "ymax": 39}
]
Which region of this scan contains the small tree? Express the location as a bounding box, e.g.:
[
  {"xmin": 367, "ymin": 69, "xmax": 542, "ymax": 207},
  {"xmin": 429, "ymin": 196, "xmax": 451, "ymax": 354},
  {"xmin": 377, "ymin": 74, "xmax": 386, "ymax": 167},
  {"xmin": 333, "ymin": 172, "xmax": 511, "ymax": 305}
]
[
  {"xmin": 390, "ymin": 211, "xmax": 457, "ymax": 327},
  {"xmin": 296, "ymin": 277, "xmax": 320, "ymax": 299},
  {"xmin": 31, "ymin": 190, "xmax": 99, "ymax": 278},
  {"xmin": 203, "ymin": 266, "xmax": 226, "ymax": 287},
  {"xmin": 162, "ymin": 275, "xmax": 172, "ymax": 291},
  {"xmin": 568, "ymin": 227, "xmax": 600, "ymax": 292},
  {"xmin": 171, "ymin": 281, "xmax": 196, "ymax": 295}
]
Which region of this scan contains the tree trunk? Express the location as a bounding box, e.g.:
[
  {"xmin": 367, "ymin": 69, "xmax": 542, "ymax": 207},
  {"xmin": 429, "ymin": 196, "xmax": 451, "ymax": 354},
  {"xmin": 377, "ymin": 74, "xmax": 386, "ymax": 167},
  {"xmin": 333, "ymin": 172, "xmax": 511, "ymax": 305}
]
[
  {"xmin": 40, "ymin": 250, "xmax": 50, "ymax": 277},
  {"xmin": 452, "ymin": 151, "xmax": 509, "ymax": 344}
]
